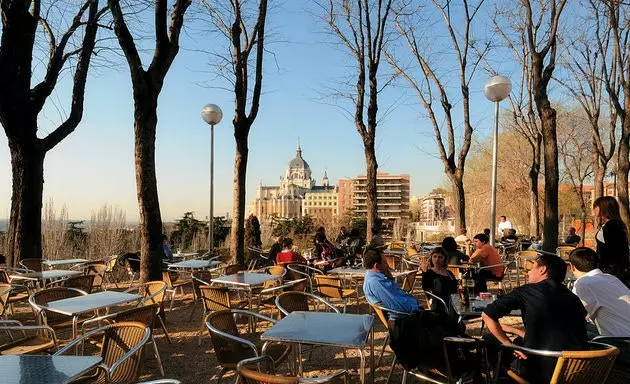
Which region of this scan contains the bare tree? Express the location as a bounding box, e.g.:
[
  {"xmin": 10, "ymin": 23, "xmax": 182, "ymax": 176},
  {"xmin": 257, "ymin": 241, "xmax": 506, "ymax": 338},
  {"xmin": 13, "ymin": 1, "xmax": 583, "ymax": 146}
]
[
  {"xmin": 320, "ymin": 0, "xmax": 394, "ymax": 242},
  {"xmin": 201, "ymin": 0, "xmax": 269, "ymax": 264},
  {"xmin": 521, "ymin": 0, "xmax": 567, "ymax": 251},
  {"xmin": 558, "ymin": 108, "xmax": 594, "ymax": 245},
  {"xmin": 0, "ymin": 0, "xmax": 103, "ymax": 266},
  {"xmin": 492, "ymin": 10, "xmax": 542, "ymax": 237},
  {"xmin": 595, "ymin": 0, "xmax": 630, "ymax": 230},
  {"xmin": 557, "ymin": 8, "xmax": 614, "ymax": 202},
  {"xmin": 108, "ymin": 0, "xmax": 192, "ymax": 281},
  {"xmin": 387, "ymin": 0, "xmax": 487, "ymax": 232}
]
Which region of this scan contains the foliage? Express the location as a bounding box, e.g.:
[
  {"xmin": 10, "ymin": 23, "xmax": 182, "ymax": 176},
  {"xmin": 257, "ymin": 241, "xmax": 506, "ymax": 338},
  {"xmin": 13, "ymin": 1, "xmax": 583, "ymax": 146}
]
[
  {"xmin": 270, "ymin": 215, "xmax": 314, "ymax": 238},
  {"xmin": 212, "ymin": 216, "xmax": 230, "ymax": 248},
  {"xmin": 170, "ymin": 212, "xmax": 205, "ymax": 251},
  {"xmin": 245, "ymin": 215, "xmax": 262, "ymax": 247}
]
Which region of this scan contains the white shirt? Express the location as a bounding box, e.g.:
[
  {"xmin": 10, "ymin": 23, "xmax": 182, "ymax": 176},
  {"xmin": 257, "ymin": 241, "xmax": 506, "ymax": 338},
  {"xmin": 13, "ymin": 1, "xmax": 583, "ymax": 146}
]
[
  {"xmin": 497, "ymin": 220, "xmax": 512, "ymax": 235},
  {"xmin": 572, "ymin": 268, "xmax": 630, "ymax": 336},
  {"xmin": 454, "ymin": 234, "xmax": 469, "ymax": 243}
]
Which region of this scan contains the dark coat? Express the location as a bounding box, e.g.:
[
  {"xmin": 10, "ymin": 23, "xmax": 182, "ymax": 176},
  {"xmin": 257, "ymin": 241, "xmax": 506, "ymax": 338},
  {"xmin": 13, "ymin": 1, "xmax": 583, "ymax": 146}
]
[{"xmin": 596, "ymin": 219, "xmax": 629, "ymax": 276}]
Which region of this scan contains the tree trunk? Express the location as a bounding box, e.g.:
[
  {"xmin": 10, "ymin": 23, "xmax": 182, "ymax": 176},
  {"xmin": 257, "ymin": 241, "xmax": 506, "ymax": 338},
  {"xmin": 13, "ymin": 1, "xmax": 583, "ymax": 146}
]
[
  {"xmin": 449, "ymin": 174, "xmax": 466, "ymax": 232},
  {"xmin": 364, "ymin": 139, "xmax": 378, "ymax": 242},
  {"xmin": 617, "ymin": 114, "xmax": 630, "ymax": 232},
  {"xmin": 529, "ymin": 165, "xmax": 540, "ymax": 238},
  {"xmin": 541, "ymin": 103, "xmax": 559, "ymax": 252},
  {"xmin": 593, "ymin": 141, "xmax": 605, "ymax": 200},
  {"xmin": 134, "ymin": 96, "xmax": 164, "ymax": 282},
  {"xmin": 230, "ymin": 132, "xmax": 248, "ymax": 264},
  {"xmin": 7, "ymin": 138, "xmax": 45, "ymax": 267}
]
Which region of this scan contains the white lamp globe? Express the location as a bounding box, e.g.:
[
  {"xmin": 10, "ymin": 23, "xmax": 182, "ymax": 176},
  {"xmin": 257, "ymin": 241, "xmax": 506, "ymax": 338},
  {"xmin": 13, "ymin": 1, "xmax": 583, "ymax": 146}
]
[
  {"xmin": 201, "ymin": 104, "xmax": 223, "ymax": 125},
  {"xmin": 484, "ymin": 75, "xmax": 512, "ymax": 102}
]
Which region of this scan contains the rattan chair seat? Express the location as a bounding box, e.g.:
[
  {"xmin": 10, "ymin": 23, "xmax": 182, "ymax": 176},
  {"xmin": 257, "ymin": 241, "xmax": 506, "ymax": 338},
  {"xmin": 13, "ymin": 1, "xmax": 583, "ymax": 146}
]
[{"xmin": 0, "ymin": 335, "xmax": 55, "ymax": 355}]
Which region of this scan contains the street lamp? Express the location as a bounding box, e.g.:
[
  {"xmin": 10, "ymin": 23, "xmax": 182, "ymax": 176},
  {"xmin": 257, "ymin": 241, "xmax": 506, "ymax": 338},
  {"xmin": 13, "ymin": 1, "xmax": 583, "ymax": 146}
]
[
  {"xmin": 201, "ymin": 104, "xmax": 223, "ymax": 250},
  {"xmin": 484, "ymin": 75, "xmax": 512, "ymax": 245}
]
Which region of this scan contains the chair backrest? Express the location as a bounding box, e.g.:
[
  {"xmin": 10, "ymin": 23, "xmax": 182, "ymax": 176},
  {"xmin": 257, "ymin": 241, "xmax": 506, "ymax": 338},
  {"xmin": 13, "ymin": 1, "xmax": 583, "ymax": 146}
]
[
  {"xmin": 401, "ymin": 270, "xmax": 417, "ymax": 293},
  {"xmin": 100, "ymin": 322, "xmax": 150, "ymax": 383},
  {"xmin": 0, "ymin": 270, "xmax": 11, "ymax": 284},
  {"xmin": 556, "ymin": 246, "xmax": 575, "ymax": 260},
  {"xmin": 205, "ymin": 310, "xmax": 255, "ymax": 365},
  {"xmin": 85, "ymin": 263, "xmax": 107, "ymax": 291},
  {"xmin": 0, "ymin": 284, "xmax": 11, "ymax": 318},
  {"xmin": 383, "ymin": 254, "xmax": 397, "ymax": 271},
  {"xmin": 109, "ymin": 304, "xmax": 158, "ymax": 329},
  {"xmin": 128, "ymin": 281, "xmax": 167, "ymax": 307},
  {"xmin": 446, "ymin": 265, "xmax": 461, "ymax": 280},
  {"xmin": 288, "ymin": 278, "xmax": 308, "ymax": 292},
  {"xmin": 275, "ymin": 291, "xmax": 338, "ymax": 316},
  {"xmin": 518, "ymin": 250, "xmax": 539, "ymax": 258},
  {"xmin": 313, "ymin": 275, "xmax": 343, "ymax": 299},
  {"xmin": 191, "ymin": 271, "xmax": 213, "ymax": 299},
  {"xmin": 224, "ymin": 264, "xmax": 241, "ymax": 275},
  {"xmin": 104, "ymin": 255, "xmax": 118, "ymax": 273},
  {"xmin": 266, "ymin": 266, "xmax": 286, "ymax": 277},
  {"xmin": 550, "ymin": 343, "xmax": 619, "ymax": 384},
  {"xmin": 237, "ymin": 355, "xmax": 299, "ymax": 384},
  {"xmin": 20, "ymin": 258, "xmax": 42, "ymax": 272},
  {"xmin": 30, "ymin": 287, "xmax": 87, "ymax": 325},
  {"xmin": 199, "ymin": 285, "xmax": 232, "ymax": 312},
  {"xmin": 443, "ymin": 337, "xmax": 484, "ymax": 382},
  {"xmin": 60, "ymin": 274, "xmax": 95, "ymax": 293},
  {"xmin": 368, "ymin": 302, "xmax": 390, "ymax": 330}
]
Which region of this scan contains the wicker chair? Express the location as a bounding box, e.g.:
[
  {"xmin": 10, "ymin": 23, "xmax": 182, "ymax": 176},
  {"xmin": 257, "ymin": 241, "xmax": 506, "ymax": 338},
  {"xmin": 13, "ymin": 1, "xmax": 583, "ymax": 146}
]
[
  {"xmin": 136, "ymin": 380, "xmax": 181, "ymax": 384},
  {"xmin": 125, "ymin": 281, "xmax": 171, "ymax": 342},
  {"xmin": 0, "ymin": 319, "xmax": 58, "ymax": 354},
  {"xmin": 275, "ymin": 291, "xmax": 339, "ymax": 317},
  {"xmin": 253, "ymin": 279, "xmax": 309, "ymax": 319},
  {"xmin": 28, "ymin": 287, "xmax": 88, "ymax": 338},
  {"xmin": 592, "ymin": 336, "xmax": 630, "ymax": 378},
  {"xmin": 0, "ymin": 272, "xmax": 32, "ymax": 316},
  {"xmin": 197, "ymin": 285, "xmax": 248, "ymax": 345},
  {"xmin": 81, "ymin": 304, "xmax": 165, "ymax": 376},
  {"xmin": 285, "ymin": 264, "xmax": 324, "ymax": 294},
  {"xmin": 48, "ymin": 274, "xmax": 95, "ymax": 293},
  {"xmin": 222, "ymin": 263, "xmax": 242, "ymax": 276},
  {"xmin": 20, "ymin": 258, "xmax": 43, "ymax": 272},
  {"xmin": 368, "ymin": 302, "xmax": 411, "ymax": 367},
  {"xmin": 161, "ymin": 271, "xmax": 191, "ymax": 312},
  {"xmin": 189, "ymin": 271, "xmax": 215, "ymax": 321},
  {"xmin": 84, "ymin": 263, "xmax": 107, "ymax": 292},
  {"xmin": 55, "ymin": 322, "xmax": 150, "ymax": 384},
  {"xmin": 102, "ymin": 255, "xmax": 119, "ymax": 289},
  {"xmin": 205, "ymin": 309, "xmax": 292, "ymax": 384},
  {"xmin": 237, "ymin": 355, "xmax": 348, "ymax": 384},
  {"xmin": 556, "ymin": 245, "xmax": 576, "ymax": 260},
  {"xmin": 400, "ymin": 270, "xmax": 418, "ymax": 294},
  {"xmin": 496, "ymin": 342, "xmax": 619, "ymax": 384},
  {"xmin": 0, "ymin": 284, "xmax": 12, "ymax": 319},
  {"xmin": 313, "ymin": 275, "xmax": 359, "ymax": 313}
]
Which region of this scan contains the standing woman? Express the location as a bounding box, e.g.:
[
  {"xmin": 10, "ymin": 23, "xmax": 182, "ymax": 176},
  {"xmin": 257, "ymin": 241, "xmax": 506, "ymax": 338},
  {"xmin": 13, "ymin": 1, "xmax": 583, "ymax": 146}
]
[{"xmin": 593, "ymin": 196, "xmax": 630, "ymax": 281}]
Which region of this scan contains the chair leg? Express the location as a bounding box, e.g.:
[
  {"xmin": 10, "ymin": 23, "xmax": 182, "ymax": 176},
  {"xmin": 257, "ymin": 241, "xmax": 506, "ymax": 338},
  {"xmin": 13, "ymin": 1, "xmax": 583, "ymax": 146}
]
[
  {"xmin": 198, "ymin": 318, "xmax": 205, "ymax": 346},
  {"xmin": 377, "ymin": 333, "xmax": 390, "ymax": 366},
  {"xmin": 158, "ymin": 315, "xmax": 172, "ymax": 344},
  {"xmin": 401, "ymin": 369, "xmax": 408, "ymax": 384},
  {"xmin": 152, "ymin": 335, "xmax": 165, "ymax": 376},
  {"xmin": 386, "ymin": 358, "xmax": 396, "ymax": 384},
  {"xmin": 216, "ymin": 368, "xmax": 227, "ymax": 384},
  {"xmin": 188, "ymin": 301, "xmax": 199, "ymax": 322}
]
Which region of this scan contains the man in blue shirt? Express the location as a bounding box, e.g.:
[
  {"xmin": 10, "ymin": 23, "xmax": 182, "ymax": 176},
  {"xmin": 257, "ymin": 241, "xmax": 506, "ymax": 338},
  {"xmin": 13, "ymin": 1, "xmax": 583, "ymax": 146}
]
[{"xmin": 363, "ymin": 248, "xmax": 419, "ymax": 318}]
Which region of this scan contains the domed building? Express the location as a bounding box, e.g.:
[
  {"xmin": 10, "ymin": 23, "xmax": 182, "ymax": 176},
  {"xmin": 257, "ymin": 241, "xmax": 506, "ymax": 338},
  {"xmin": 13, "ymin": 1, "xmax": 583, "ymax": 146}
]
[{"xmin": 250, "ymin": 142, "xmax": 337, "ymax": 224}]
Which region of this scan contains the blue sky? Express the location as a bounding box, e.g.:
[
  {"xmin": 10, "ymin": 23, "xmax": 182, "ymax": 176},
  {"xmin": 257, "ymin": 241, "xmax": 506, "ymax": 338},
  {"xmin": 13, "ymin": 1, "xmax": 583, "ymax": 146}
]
[{"xmin": 0, "ymin": 1, "xmax": 510, "ymax": 223}]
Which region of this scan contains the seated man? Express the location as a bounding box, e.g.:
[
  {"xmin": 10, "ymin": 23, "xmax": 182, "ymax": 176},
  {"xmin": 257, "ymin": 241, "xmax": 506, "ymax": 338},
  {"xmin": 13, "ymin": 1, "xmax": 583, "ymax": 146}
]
[
  {"xmin": 275, "ymin": 237, "xmax": 307, "ymax": 265},
  {"xmin": 564, "ymin": 227, "xmax": 581, "ymax": 246},
  {"xmin": 162, "ymin": 234, "xmax": 174, "ymax": 262},
  {"xmin": 466, "ymin": 233, "xmax": 504, "ymax": 292},
  {"xmin": 482, "ymin": 254, "xmax": 587, "ymax": 383},
  {"xmin": 569, "ymin": 247, "xmax": 630, "ymax": 337},
  {"xmin": 363, "ymin": 248, "xmax": 419, "ymax": 319}
]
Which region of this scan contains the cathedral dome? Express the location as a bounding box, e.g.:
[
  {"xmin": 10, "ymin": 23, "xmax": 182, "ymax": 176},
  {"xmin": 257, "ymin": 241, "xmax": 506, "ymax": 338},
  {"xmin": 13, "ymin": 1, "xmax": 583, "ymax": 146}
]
[{"xmin": 287, "ymin": 144, "xmax": 310, "ymax": 171}]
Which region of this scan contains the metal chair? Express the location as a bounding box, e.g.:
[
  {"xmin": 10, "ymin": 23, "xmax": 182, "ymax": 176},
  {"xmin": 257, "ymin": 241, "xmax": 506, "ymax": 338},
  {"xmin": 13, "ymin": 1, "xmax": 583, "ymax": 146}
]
[
  {"xmin": 84, "ymin": 263, "xmax": 107, "ymax": 292},
  {"xmin": 189, "ymin": 270, "xmax": 215, "ymax": 321},
  {"xmin": 161, "ymin": 270, "xmax": 191, "ymax": 312},
  {"xmin": 237, "ymin": 355, "xmax": 348, "ymax": 383},
  {"xmin": 19, "ymin": 258, "xmax": 43, "ymax": 271},
  {"xmin": 247, "ymin": 247, "xmax": 271, "ymax": 271},
  {"xmin": 400, "ymin": 270, "xmax": 418, "ymax": 294},
  {"xmin": 197, "ymin": 285, "xmax": 248, "ymax": 345},
  {"xmin": 125, "ymin": 257, "xmax": 141, "ymax": 288},
  {"xmin": 125, "ymin": 281, "xmax": 171, "ymax": 344},
  {"xmin": 592, "ymin": 336, "xmax": 630, "ymax": 377},
  {"xmin": 495, "ymin": 341, "xmax": 619, "ymax": 384},
  {"xmin": 368, "ymin": 302, "xmax": 411, "ymax": 367},
  {"xmin": 0, "ymin": 319, "xmax": 59, "ymax": 355},
  {"xmin": 313, "ymin": 274, "xmax": 359, "ymax": 313},
  {"xmin": 286, "ymin": 264, "xmax": 324, "ymax": 293},
  {"xmin": 556, "ymin": 245, "xmax": 576, "ymax": 260},
  {"xmin": 81, "ymin": 304, "xmax": 165, "ymax": 376},
  {"xmin": 205, "ymin": 309, "xmax": 292, "ymax": 384},
  {"xmin": 28, "ymin": 287, "xmax": 88, "ymax": 339},
  {"xmin": 136, "ymin": 380, "xmax": 181, "ymax": 384},
  {"xmin": 47, "ymin": 274, "xmax": 95, "ymax": 293},
  {"xmin": 102, "ymin": 255, "xmax": 120, "ymax": 289},
  {"xmin": 54, "ymin": 322, "xmax": 150, "ymax": 384}
]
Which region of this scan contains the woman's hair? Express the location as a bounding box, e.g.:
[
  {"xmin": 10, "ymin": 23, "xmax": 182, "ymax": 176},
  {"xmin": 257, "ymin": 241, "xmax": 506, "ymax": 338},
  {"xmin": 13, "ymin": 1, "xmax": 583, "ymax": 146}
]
[
  {"xmin": 593, "ymin": 196, "xmax": 622, "ymax": 222},
  {"xmin": 473, "ymin": 233, "xmax": 489, "ymax": 244},
  {"xmin": 441, "ymin": 236, "xmax": 458, "ymax": 252},
  {"xmin": 282, "ymin": 237, "xmax": 293, "ymax": 249},
  {"xmin": 429, "ymin": 246, "xmax": 449, "ymax": 268}
]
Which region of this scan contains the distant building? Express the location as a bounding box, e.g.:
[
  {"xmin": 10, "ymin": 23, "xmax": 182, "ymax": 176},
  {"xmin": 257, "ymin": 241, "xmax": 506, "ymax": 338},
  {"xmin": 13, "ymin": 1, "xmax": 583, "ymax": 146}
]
[
  {"xmin": 337, "ymin": 179, "xmax": 354, "ymax": 217},
  {"xmin": 250, "ymin": 143, "xmax": 335, "ymax": 224},
  {"xmin": 352, "ymin": 173, "xmax": 410, "ymax": 220},
  {"xmin": 419, "ymin": 194, "xmax": 446, "ymax": 223}
]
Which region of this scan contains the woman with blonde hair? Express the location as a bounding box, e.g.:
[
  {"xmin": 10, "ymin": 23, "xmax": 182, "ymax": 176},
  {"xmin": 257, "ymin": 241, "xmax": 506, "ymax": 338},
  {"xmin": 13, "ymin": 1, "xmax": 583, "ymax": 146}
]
[{"xmin": 593, "ymin": 196, "xmax": 629, "ymax": 281}]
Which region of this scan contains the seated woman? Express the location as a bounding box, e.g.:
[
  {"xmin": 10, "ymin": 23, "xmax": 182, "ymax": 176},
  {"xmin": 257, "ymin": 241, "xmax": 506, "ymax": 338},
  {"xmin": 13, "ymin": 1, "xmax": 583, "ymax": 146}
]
[
  {"xmin": 313, "ymin": 227, "xmax": 341, "ymax": 270},
  {"xmin": 421, "ymin": 247, "xmax": 458, "ymax": 314},
  {"xmin": 441, "ymin": 236, "xmax": 468, "ymax": 265},
  {"xmin": 276, "ymin": 237, "xmax": 307, "ymax": 265},
  {"xmin": 466, "ymin": 233, "xmax": 504, "ymax": 293}
]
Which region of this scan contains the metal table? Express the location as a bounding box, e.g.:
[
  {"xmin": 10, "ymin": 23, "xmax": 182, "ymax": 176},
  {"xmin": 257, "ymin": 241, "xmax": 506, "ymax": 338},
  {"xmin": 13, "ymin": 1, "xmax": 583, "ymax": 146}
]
[
  {"xmin": 167, "ymin": 259, "xmax": 221, "ymax": 270},
  {"xmin": 211, "ymin": 272, "xmax": 280, "ymax": 310},
  {"xmin": 171, "ymin": 252, "xmax": 200, "ymax": 260},
  {"xmin": 42, "ymin": 259, "xmax": 90, "ymax": 269},
  {"xmin": 42, "ymin": 291, "xmax": 142, "ymax": 339},
  {"xmin": 329, "ymin": 267, "xmax": 407, "ymax": 278},
  {"xmin": 0, "ymin": 355, "xmax": 102, "ymax": 384},
  {"xmin": 10, "ymin": 270, "xmax": 82, "ymax": 285},
  {"xmin": 261, "ymin": 311, "xmax": 375, "ymax": 384}
]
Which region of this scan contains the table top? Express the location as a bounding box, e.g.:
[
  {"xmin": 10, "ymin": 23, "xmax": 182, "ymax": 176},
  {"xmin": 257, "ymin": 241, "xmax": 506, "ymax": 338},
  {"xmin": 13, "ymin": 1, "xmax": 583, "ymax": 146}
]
[
  {"xmin": 168, "ymin": 259, "xmax": 221, "ymax": 269},
  {"xmin": 43, "ymin": 291, "xmax": 142, "ymax": 316},
  {"xmin": 262, "ymin": 311, "xmax": 374, "ymax": 348},
  {"xmin": 42, "ymin": 259, "xmax": 90, "ymax": 267},
  {"xmin": 0, "ymin": 355, "xmax": 102, "ymax": 384},
  {"xmin": 329, "ymin": 267, "xmax": 407, "ymax": 278},
  {"xmin": 383, "ymin": 249, "xmax": 406, "ymax": 256},
  {"xmin": 172, "ymin": 252, "xmax": 200, "ymax": 259},
  {"xmin": 449, "ymin": 294, "xmax": 521, "ymax": 317},
  {"xmin": 211, "ymin": 272, "xmax": 279, "ymax": 287},
  {"xmin": 10, "ymin": 270, "xmax": 82, "ymax": 281}
]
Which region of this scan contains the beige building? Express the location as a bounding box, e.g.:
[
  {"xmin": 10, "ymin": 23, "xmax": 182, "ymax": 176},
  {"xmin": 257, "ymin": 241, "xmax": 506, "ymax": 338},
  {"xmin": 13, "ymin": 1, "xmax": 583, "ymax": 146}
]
[
  {"xmin": 419, "ymin": 194, "xmax": 446, "ymax": 223},
  {"xmin": 352, "ymin": 173, "xmax": 410, "ymax": 220},
  {"xmin": 303, "ymin": 175, "xmax": 338, "ymax": 220},
  {"xmin": 250, "ymin": 144, "xmax": 332, "ymax": 223},
  {"xmin": 337, "ymin": 179, "xmax": 354, "ymax": 217}
]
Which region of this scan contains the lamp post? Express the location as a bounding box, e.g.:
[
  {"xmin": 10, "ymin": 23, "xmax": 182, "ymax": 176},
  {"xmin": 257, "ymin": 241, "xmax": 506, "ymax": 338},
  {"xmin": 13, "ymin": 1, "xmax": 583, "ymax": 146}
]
[
  {"xmin": 484, "ymin": 75, "xmax": 512, "ymax": 245},
  {"xmin": 201, "ymin": 104, "xmax": 223, "ymax": 250}
]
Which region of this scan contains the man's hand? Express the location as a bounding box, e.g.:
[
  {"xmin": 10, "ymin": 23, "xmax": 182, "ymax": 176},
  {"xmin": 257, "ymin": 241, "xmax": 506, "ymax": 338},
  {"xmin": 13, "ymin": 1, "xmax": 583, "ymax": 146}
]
[
  {"xmin": 502, "ymin": 324, "xmax": 525, "ymax": 338},
  {"xmin": 504, "ymin": 342, "xmax": 528, "ymax": 360}
]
